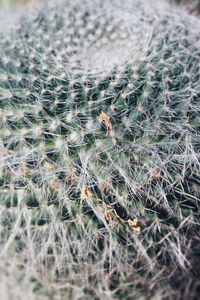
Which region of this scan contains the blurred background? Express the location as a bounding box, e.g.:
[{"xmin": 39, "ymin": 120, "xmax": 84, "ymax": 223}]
[
  {"xmin": 0, "ymin": 0, "xmax": 28, "ymax": 8},
  {"xmin": 0, "ymin": 0, "xmax": 199, "ymax": 16},
  {"xmin": 0, "ymin": 0, "xmax": 199, "ymax": 7},
  {"xmin": 0, "ymin": 0, "xmax": 48, "ymax": 9},
  {"xmin": 0, "ymin": 0, "xmax": 200, "ymax": 12}
]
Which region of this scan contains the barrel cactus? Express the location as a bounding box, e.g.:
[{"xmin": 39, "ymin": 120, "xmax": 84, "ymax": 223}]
[{"xmin": 0, "ymin": 0, "xmax": 199, "ymax": 299}]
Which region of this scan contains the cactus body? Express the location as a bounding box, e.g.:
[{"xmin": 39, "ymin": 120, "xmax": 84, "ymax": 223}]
[{"xmin": 0, "ymin": 0, "xmax": 200, "ymax": 299}]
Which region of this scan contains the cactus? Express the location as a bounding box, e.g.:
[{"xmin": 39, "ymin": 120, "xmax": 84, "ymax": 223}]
[{"xmin": 0, "ymin": 0, "xmax": 200, "ymax": 299}]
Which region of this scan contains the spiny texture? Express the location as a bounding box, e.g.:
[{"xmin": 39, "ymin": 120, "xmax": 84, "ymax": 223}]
[{"xmin": 0, "ymin": 0, "xmax": 200, "ymax": 299}]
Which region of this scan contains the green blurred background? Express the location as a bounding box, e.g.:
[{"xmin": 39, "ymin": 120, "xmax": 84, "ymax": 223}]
[{"xmin": 0, "ymin": 0, "xmax": 28, "ymax": 7}]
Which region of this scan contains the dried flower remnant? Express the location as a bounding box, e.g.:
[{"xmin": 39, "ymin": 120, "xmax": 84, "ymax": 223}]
[
  {"xmin": 152, "ymin": 169, "xmax": 161, "ymax": 180},
  {"xmin": 104, "ymin": 205, "xmax": 115, "ymax": 224},
  {"xmin": 81, "ymin": 186, "xmax": 93, "ymax": 200},
  {"xmin": 97, "ymin": 111, "xmax": 112, "ymax": 136},
  {"xmin": 127, "ymin": 218, "xmax": 141, "ymax": 233}
]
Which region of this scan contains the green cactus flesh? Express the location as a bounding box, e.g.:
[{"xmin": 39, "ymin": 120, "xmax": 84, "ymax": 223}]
[{"xmin": 0, "ymin": 0, "xmax": 200, "ymax": 299}]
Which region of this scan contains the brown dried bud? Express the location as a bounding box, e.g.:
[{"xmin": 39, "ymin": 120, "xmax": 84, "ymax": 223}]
[
  {"xmin": 97, "ymin": 111, "xmax": 112, "ymax": 136},
  {"xmin": 127, "ymin": 218, "xmax": 141, "ymax": 233},
  {"xmin": 81, "ymin": 186, "xmax": 93, "ymax": 200}
]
